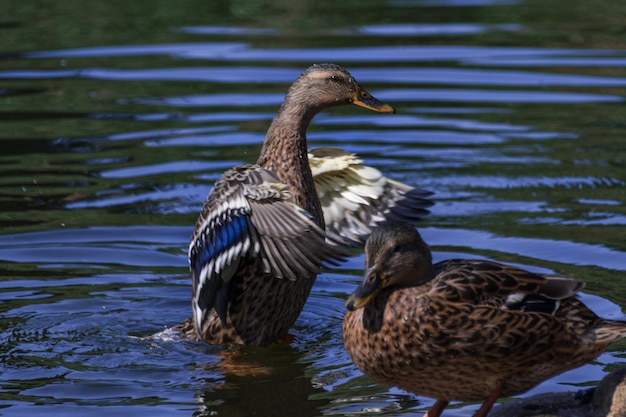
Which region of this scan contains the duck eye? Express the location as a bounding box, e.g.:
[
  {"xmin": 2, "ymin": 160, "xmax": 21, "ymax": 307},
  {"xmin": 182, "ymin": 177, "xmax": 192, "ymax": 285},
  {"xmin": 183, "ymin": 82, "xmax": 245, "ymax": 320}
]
[
  {"xmin": 329, "ymin": 75, "xmax": 341, "ymax": 83},
  {"xmin": 391, "ymin": 245, "xmax": 403, "ymax": 255}
]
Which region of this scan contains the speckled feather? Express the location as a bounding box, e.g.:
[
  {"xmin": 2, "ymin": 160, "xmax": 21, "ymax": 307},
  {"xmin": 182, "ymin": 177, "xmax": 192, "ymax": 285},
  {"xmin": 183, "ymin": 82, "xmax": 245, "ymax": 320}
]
[{"xmin": 343, "ymin": 221, "xmax": 626, "ymax": 416}]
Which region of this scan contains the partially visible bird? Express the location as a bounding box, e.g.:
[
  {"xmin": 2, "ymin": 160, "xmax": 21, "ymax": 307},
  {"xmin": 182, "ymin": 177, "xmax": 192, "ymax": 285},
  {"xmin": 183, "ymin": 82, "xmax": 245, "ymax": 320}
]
[
  {"xmin": 189, "ymin": 64, "xmax": 433, "ymax": 346},
  {"xmin": 343, "ymin": 221, "xmax": 626, "ymax": 417}
]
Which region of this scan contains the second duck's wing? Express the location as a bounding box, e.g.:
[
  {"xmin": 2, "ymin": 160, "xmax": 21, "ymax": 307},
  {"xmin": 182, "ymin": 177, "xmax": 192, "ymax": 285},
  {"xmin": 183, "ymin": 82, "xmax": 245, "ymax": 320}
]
[
  {"xmin": 432, "ymin": 259, "xmax": 585, "ymax": 314},
  {"xmin": 309, "ymin": 147, "xmax": 434, "ymax": 247},
  {"xmin": 189, "ymin": 164, "xmax": 344, "ymax": 330}
]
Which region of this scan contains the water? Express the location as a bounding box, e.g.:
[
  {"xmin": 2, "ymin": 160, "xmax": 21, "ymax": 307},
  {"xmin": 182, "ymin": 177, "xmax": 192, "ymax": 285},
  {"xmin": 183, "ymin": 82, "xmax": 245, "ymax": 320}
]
[{"xmin": 1, "ymin": 0, "xmax": 626, "ymax": 416}]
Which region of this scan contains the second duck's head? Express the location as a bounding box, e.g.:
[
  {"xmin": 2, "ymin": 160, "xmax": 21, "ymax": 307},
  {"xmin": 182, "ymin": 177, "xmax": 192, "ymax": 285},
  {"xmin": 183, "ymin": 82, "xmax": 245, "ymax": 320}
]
[{"xmin": 346, "ymin": 221, "xmax": 433, "ymax": 311}]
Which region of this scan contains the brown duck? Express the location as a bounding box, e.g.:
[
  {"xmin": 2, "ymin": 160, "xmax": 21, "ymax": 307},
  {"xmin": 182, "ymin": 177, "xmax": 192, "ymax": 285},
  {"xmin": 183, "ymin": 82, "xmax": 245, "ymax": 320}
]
[
  {"xmin": 343, "ymin": 221, "xmax": 626, "ymax": 417},
  {"xmin": 188, "ymin": 64, "xmax": 433, "ymax": 346}
]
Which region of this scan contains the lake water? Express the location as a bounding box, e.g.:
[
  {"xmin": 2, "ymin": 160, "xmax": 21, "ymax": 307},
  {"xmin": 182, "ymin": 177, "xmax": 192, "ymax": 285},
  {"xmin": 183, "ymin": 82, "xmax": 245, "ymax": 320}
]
[{"xmin": 1, "ymin": 0, "xmax": 626, "ymax": 416}]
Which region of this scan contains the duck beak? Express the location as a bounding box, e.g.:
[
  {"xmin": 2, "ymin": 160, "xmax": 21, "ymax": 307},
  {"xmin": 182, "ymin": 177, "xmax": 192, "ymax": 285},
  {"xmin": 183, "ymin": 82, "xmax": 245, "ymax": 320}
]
[
  {"xmin": 345, "ymin": 266, "xmax": 383, "ymax": 311},
  {"xmin": 352, "ymin": 86, "xmax": 395, "ymax": 113}
]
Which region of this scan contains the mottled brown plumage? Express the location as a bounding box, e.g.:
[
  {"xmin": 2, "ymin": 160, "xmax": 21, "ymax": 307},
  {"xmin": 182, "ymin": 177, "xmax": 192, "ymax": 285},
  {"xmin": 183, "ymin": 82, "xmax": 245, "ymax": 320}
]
[
  {"xmin": 342, "ymin": 221, "xmax": 626, "ymax": 417},
  {"xmin": 189, "ymin": 64, "xmax": 433, "ymax": 346}
]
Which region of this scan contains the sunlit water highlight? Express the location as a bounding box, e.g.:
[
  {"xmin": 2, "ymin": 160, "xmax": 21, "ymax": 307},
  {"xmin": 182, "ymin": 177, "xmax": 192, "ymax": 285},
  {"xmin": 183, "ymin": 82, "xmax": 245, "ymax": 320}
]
[{"xmin": 1, "ymin": 1, "xmax": 626, "ymax": 416}]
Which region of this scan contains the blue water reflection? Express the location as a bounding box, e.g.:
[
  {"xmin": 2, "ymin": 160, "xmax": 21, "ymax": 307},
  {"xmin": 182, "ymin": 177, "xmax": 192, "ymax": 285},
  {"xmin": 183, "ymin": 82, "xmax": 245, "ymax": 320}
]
[
  {"xmin": 2, "ymin": 0, "xmax": 626, "ymax": 416},
  {"xmin": 12, "ymin": 44, "xmax": 626, "ymax": 66}
]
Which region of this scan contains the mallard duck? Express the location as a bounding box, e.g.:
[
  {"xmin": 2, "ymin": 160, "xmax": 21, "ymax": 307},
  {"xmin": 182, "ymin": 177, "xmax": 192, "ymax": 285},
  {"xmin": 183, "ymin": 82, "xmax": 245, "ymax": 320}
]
[
  {"xmin": 342, "ymin": 221, "xmax": 626, "ymax": 417},
  {"xmin": 189, "ymin": 64, "xmax": 433, "ymax": 346}
]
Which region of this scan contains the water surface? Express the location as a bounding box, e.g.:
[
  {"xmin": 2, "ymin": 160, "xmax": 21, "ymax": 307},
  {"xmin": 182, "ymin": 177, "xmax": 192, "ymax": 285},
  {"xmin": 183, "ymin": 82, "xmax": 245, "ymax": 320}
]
[{"xmin": 1, "ymin": 0, "xmax": 626, "ymax": 416}]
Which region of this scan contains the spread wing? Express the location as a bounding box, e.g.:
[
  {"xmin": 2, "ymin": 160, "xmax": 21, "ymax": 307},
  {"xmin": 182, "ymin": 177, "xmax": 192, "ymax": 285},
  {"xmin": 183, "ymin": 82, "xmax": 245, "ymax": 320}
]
[
  {"xmin": 189, "ymin": 164, "xmax": 345, "ymax": 330},
  {"xmin": 309, "ymin": 147, "xmax": 434, "ymax": 247}
]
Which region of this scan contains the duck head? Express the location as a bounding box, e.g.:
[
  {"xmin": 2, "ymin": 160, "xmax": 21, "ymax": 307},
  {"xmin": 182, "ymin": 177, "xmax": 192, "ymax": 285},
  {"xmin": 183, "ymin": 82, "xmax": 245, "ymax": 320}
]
[
  {"xmin": 285, "ymin": 63, "xmax": 395, "ymax": 115},
  {"xmin": 346, "ymin": 221, "xmax": 433, "ymax": 310}
]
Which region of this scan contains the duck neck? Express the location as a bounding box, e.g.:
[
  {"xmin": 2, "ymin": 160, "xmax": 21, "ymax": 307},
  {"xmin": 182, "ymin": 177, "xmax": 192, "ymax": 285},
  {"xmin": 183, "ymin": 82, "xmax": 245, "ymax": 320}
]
[{"xmin": 257, "ymin": 99, "xmax": 324, "ymax": 227}]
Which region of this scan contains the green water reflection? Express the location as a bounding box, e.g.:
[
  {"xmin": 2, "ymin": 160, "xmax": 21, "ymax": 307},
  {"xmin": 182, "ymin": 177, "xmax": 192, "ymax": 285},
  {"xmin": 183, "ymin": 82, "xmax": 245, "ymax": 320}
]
[{"xmin": 1, "ymin": 0, "xmax": 626, "ymax": 416}]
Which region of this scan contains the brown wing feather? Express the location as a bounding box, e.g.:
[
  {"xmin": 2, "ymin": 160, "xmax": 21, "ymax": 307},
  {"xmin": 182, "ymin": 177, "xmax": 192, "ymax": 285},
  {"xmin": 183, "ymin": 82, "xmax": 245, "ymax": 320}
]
[
  {"xmin": 248, "ymin": 197, "xmax": 344, "ymax": 280},
  {"xmin": 190, "ymin": 164, "xmax": 344, "ymax": 332},
  {"xmin": 431, "ymin": 259, "xmax": 582, "ymax": 310}
]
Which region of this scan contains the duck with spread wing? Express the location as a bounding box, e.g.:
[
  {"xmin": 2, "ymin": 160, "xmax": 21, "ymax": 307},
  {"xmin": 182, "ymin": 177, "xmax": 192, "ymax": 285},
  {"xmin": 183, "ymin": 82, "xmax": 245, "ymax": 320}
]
[{"xmin": 188, "ymin": 64, "xmax": 433, "ymax": 346}]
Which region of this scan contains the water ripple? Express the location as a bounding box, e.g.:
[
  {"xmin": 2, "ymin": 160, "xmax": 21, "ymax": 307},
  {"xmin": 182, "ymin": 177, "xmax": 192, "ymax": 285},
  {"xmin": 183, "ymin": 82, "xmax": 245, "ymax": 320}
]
[
  {"xmin": 6, "ymin": 66, "xmax": 626, "ymax": 87},
  {"xmin": 421, "ymin": 227, "xmax": 626, "ymax": 271},
  {"xmin": 434, "ymin": 174, "xmax": 625, "ymax": 189},
  {"xmin": 15, "ymin": 44, "xmax": 626, "ymax": 66},
  {"xmin": 378, "ymin": 88, "xmax": 623, "ymax": 103},
  {"xmin": 356, "ymin": 23, "xmax": 522, "ymax": 36}
]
